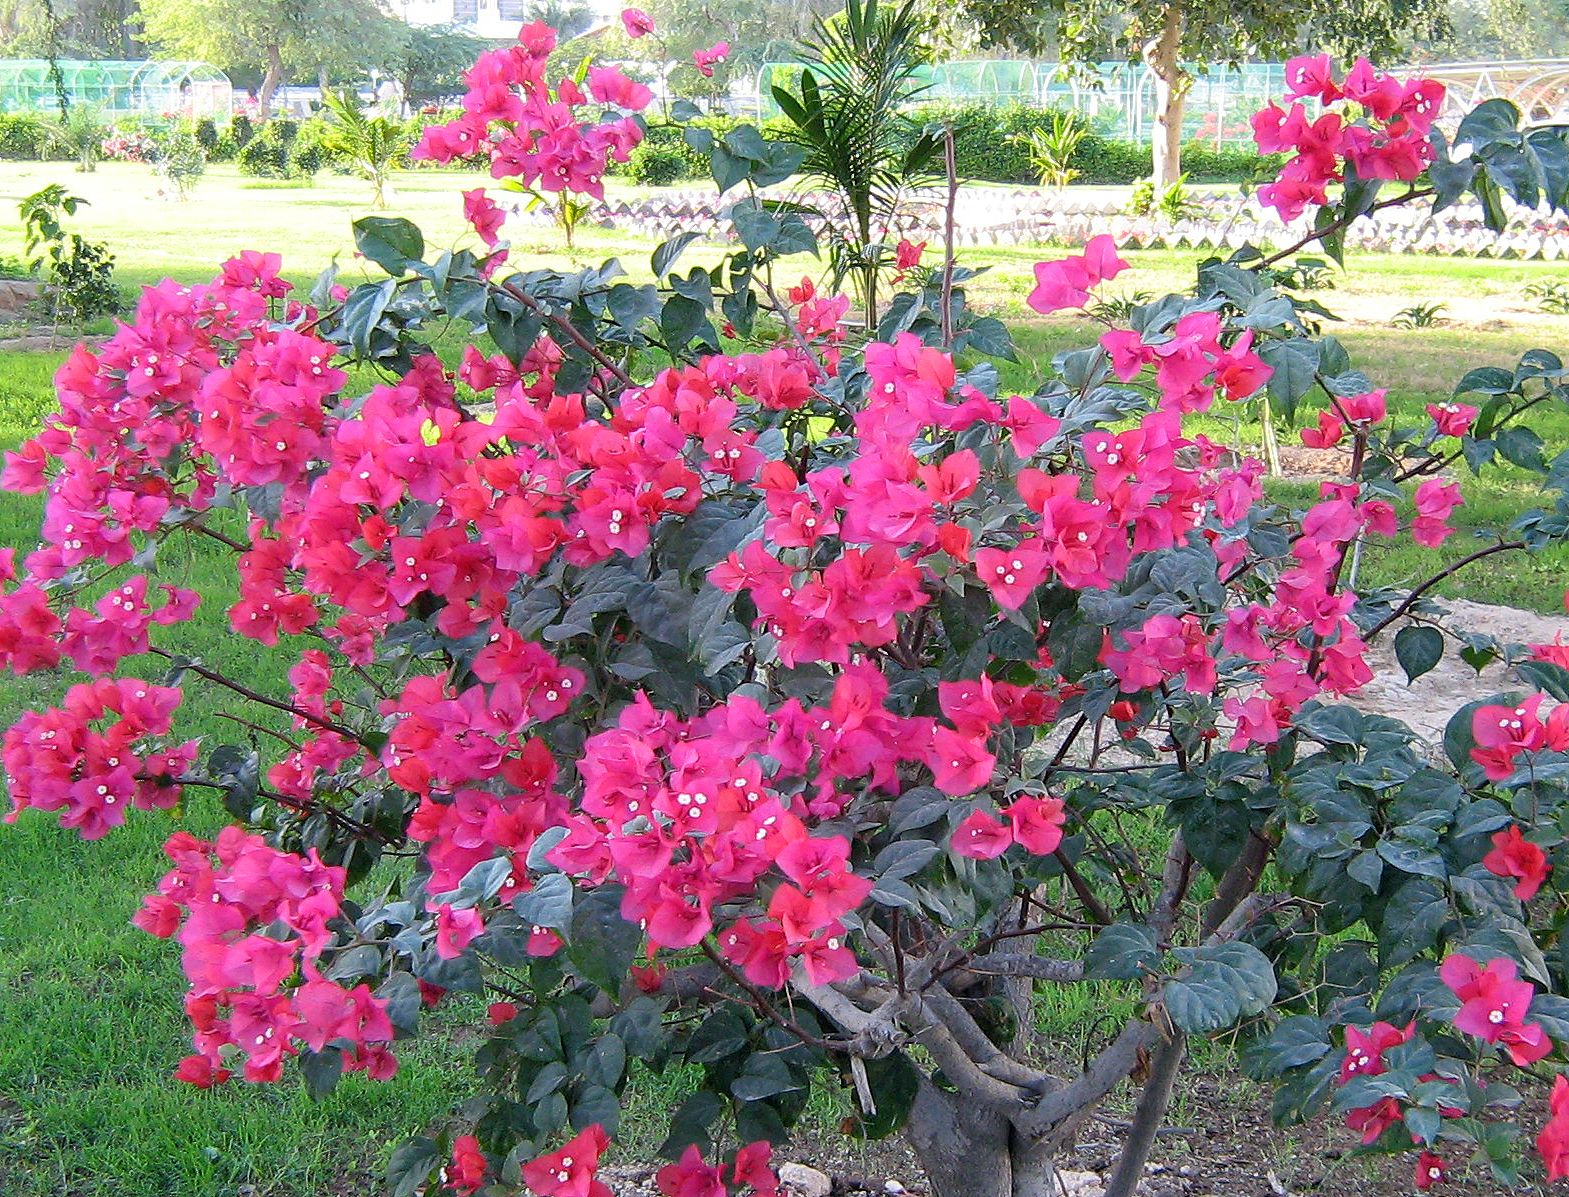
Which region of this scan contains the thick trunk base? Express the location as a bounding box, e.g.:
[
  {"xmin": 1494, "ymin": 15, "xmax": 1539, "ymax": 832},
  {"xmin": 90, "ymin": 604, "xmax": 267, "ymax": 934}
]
[{"xmin": 906, "ymin": 1080, "xmax": 1058, "ymax": 1197}]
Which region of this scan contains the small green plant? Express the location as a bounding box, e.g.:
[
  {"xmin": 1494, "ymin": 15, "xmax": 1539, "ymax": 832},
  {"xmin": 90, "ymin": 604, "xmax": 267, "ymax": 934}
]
[
  {"xmin": 1015, "ymin": 110, "xmax": 1085, "ymax": 188},
  {"xmin": 1267, "ymin": 254, "xmax": 1336, "ymax": 292},
  {"xmin": 153, "ymin": 132, "xmax": 206, "ymax": 200},
  {"xmin": 1127, "ymin": 175, "xmax": 1155, "ymax": 216},
  {"xmin": 1129, "ymin": 174, "xmax": 1197, "ymax": 222},
  {"xmin": 41, "ymin": 103, "xmax": 108, "ymax": 172},
  {"xmin": 1156, "ymin": 172, "xmax": 1196, "ymax": 222},
  {"xmin": 1086, "ymin": 289, "xmax": 1153, "ymax": 323},
  {"xmin": 19, "ymin": 184, "xmax": 120, "ymax": 328},
  {"xmin": 1392, "ymin": 301, "xmax": 1447, "ymax": 328},
  {"xmin": 318, "ymin": 89, "xmax": 409, "ymax": 209},
  {"xmin": 0, "ymin": 253, "xmax": 34, "ymax": 281},
  {"xmin": 1525, "ymin": 278, "xmax": 1569, "ymax": 313},
  {"xmin": 237, "ymin": 122, "xmax": 297, "ymax": 179}
]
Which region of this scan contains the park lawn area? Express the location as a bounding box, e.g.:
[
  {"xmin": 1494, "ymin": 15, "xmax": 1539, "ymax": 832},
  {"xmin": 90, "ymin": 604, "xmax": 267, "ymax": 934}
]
[{"xmin": 2, "ymin": 160, "xmax": 1569, "ymax": 1196}]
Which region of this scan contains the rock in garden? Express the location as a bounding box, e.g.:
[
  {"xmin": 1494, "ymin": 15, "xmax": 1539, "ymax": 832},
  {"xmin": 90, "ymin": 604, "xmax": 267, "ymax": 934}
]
[{"xmin": 778, "ymin": 1162, "xmax": 833, "ymax": 1197}]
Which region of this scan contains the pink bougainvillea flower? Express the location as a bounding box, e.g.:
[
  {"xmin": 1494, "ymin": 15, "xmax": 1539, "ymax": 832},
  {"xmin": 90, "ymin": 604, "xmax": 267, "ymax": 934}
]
[
  {"xmin": 523, "ymin": 1125, "xmax": 613, "ymax": 1197},
  {"xmin": 587, "ymin": 65, "xmax": 653, "ymax": 111},
  {"xmin": 1411, "ymin": 478, "xmax": 1462, "ymax": 548},
  {"xmin": 1540, "ymin": 1075, "xmax": 1569, "ymax": 1180},
  {"xmin": 1337, "ymin": 1020, "xmax": 1412, "ymax": 1083},
  {"xmin": 1439, "ymin": 953, "xmax": 1552, "ymax": 1064},
  {"xmin": 621, "ymin": 6, "xmax": 655, "ymax": 37},
  {"xmin": 1413, "ymin": 1151, "xmax": 1447, "ymax": 1190},
  {"xmin": 1426, "ymin": 400, "xmax": 1478, "ymax": 437},
  {"xmin": 1026, "ymin": 234, "xmax": 1128, "ymax": 314},
  {"xmin": 1299, "ymin": 410, "xmax": 1344, "ymax": 449},
  {"xmin": 1004, "ymin": 795, "xmax": 1066, "ymax": 856},
  {"xmin": 448, "ymin": 1135, "xmax": 488, "ymax": 1196},
  {"xmin": 462, "ymin": 188, "xmax": 505, "ymax": 247},
  {"xmin": 951, "ymin": 808, "xmax": 1011, "ymax": 859},
  {"xmin": 1483, "ymin": 825, "xmax": 1551, "ymax": 900},
  {"xmin": 692, "ymin": 41, "xmax": 729, "ymax": 77}
]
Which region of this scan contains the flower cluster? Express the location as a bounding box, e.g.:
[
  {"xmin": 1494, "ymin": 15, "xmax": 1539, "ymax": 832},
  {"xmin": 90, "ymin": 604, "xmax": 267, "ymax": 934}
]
[
  {"xmin": 1252, "ymin": 55, "xmax": 1445, "ymax": 220},
  {"xmin": 1470, "ymin": 695, "xmax": 1569, "ymax": 780},
  {"xmin": 135, "ymin": 826, "xmax": 397, "ymax": 1085},
  {"xmin": 413, "ymin": 20, "xmax": 649, "ymax": 225},
  {"xmin": 2, "ymin": 678, "xmax": 190, "ymax": 839}
]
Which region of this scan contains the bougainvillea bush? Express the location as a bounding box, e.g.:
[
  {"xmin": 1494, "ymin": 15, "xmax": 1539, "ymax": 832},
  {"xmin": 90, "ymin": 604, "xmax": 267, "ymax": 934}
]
[{"xmin": 10, "ymin": 24, "xmax": 1569, "ymax": 1197}]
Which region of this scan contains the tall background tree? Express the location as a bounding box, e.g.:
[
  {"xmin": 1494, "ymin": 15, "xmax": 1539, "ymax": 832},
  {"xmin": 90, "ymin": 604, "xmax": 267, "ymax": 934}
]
[
  {"xmin": 0, "ymin": 0, "xmax": 138, "ymax": 57},
  {"xmin": 397, "ymin": 24, "xmax": 489, "ymax": 108},
  {"xmin": 137, "ymin": 0, "xmax": 405, "ymax": 114},
  {"xmin": 931, "ymin": 0, "xmax": 1448, "ymax": 190}
]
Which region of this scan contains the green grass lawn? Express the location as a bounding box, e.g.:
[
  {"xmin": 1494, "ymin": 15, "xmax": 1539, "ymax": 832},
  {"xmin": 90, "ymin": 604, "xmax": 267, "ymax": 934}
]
[{"xmin": 2, "ymin": 158, "xmax": 1569, "ymax": 1196}]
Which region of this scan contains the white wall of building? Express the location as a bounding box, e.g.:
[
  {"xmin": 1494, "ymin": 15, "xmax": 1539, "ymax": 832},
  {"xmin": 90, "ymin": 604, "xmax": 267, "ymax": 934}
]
[{"xmin": 391, "ymin": 0, "xmax": 620, "ymax": 42}]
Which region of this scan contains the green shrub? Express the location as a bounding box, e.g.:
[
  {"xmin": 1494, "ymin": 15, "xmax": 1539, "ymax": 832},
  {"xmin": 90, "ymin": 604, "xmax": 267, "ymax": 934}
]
[
  {"xmin": 229, "ymin": 112, "xmax": 255, "ymax": 148},
  {"xmin": 237, "ymin": 130, "xmax": 290, "ymax": 178},
  {"xmin": 898, "ymin": 103, "xmax": 1274, "ymax": 186},
  {"xmin": 235, "ymin": 119, "xmax": 322, "ymax": 180},
  {"xmin": 292, "ymin": 116, "xmax": 340, "ymax": 172},
  {"xmin": 627, "ymin": 143, "xmax": 687, "ymax": 185},
  {"xmin": 0, "ymin": 113, "xmax": 47, "ymax": 160},
  {"xmin": 192, "ymin": 117, "xmax": 219, "ymax": 155}
]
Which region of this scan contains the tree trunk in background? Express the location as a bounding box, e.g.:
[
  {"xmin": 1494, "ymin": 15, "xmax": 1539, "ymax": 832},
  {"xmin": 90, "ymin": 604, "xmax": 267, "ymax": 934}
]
[
  {"xmin": 1144, "ymin": 4, "xmax": 1188, "ymax": 192},
  {"xmin": 906, "ymin": 1080, "xmax": 1059, "ymax": 1197},
  {"xmin": 258, "ymin": 43, "xmax": 284, "ymax": 118}
]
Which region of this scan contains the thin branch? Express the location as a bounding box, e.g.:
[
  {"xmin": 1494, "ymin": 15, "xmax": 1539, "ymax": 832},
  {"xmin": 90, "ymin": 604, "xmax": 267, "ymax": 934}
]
[
  {"xmin": 1363, "ymin": 540, "xmax": 1527, "ymax": 643},
  {"xmin": 1252, "ymin": 186, "xmax": 1435, "ymax": 270},
  {"xmin": 148, "ymin": 647, "xmax": 361, "ymax": 741}
]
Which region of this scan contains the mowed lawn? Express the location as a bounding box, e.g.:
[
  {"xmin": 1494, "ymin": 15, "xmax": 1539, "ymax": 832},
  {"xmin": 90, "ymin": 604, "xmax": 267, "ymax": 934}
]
[{"xmin": 2, "ymin": 159, "xmax": 1569, "ymax": 1195}]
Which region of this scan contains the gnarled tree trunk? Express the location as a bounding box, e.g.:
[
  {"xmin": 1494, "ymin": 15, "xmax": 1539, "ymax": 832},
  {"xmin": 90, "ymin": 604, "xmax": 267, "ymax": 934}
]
[
  {"xmin": 906, "ymin": 1078, "xmax": 1059, "ymax": 1197},
  {"xmin": 1143, "ymin": 5, "xmax": 1188, "ymax": 192},
  {"xmin": 257, "ymin": 43, "xmax": 285, "ymax": 120}
]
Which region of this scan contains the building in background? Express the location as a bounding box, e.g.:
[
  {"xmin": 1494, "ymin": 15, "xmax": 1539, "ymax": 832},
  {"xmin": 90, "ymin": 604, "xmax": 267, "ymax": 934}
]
[{"xmin": 388, "ymin": 0, "xmax": 619, "ymax": 43}]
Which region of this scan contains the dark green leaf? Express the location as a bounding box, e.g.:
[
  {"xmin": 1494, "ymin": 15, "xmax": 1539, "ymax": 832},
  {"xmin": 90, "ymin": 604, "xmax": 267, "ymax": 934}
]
[
  {"xmin": 1085, "ymin": 922, "xmax": 1160, "ymax": 981},
  {"xmin": 1394, "ymin": 625, "xmax": 1444, "ymax": 683},
  {"xmin": 354, "ymin": 216, "xmax": 424, "ymax": 275}
]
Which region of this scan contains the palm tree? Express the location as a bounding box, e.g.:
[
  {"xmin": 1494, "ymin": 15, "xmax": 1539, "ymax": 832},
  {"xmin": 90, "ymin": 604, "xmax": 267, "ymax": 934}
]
[
  {"xmin": 771, "ymin": 0, "xmax": 940, "ymax": 331},
  {"xmin": 318, "ymin": 89, "xmax": 409, "ymax": 209},
  {"xmin": 525, "ymin": 0, "xmax": 596, "ymax": 40}
]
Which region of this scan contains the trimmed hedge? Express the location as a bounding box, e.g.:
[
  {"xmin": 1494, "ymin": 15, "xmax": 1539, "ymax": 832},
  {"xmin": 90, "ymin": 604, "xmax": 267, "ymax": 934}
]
[
  {"xmin": 0, "ymin": 102, "xmax": 1276, "ymax": 186},
  {"xmin": 610, "ymin": 104, "xmax": 1276, "ymax": 188}
]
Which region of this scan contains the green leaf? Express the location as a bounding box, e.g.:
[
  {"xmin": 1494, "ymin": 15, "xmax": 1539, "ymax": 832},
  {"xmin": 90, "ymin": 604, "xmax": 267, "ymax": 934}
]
[
  {"xmin": 299, "ymin": 1046, "xmax": 344, "ymax": 1099},
  {"xmin": 353, "ymin": 216, "xmax": 424, "ymax": 275},
  {"xmin": 1496, "ymin": 425, "xmax": 1546, "ymax": 472},
  {"xmin": 339, "ymin": 278, "xmax": 397, "ymax": 356},
  {"xmin": 1394, "ymin": 626, "xmax": 1444, "ymax": 683},
  {"xmin": 566, "ymin": 885, "xmax": 641, "ymax": 993},
  {"xmin": 387, "ymin": 1137, "xmax": 441, "ymax": 1197},
  {"xmin": 570, "ymin": 1083, "xmax": 621, "ymax": 1134},
  {"xmin": 582, "ymin": 1034, "xmax": 627, "ymax": 1089},
  {"xmin": 1258, "ymin": 338, "xmax": 1320, "ymax": 424},
  {"xmin": 652, "ymin": 231, "xmax": 703, "ymax": 278},
  {"xmin": 1379, "ymin": 878, "xmax": 1450, "ymax": 967},
  {"xmin": 659, "ymin": 1090, "xmax": 724, "ymax": 1160},
  {"xmin": 1457, "ymin": 98, "xmax": 1522, "ymax": 153},
  {"xmin": 687, "ymin": 1008, "xmax": 750, "ymax": 1064},
  {"xmin": 1245, "ymin": 1015, "xmax": 1331, "ymax": 1077},
  {"xmin": 1164, "ymin": 942, "xmax": 1277, "ymax": 1033},
  {"xmin": 1084, "ymin": 922, "xmax": 1160, "ymax": 980},
  {"xmin": 847, "ymin": 1052, "xmax": 921, "ymax": 1139},
  {"xmin": 515, "ymin": 872, "xmax": 574, "ymax": 930},
  {"xmin": 731, "ymin": 1052, "xmax": 804, "ymax": 1101}
]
